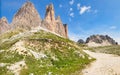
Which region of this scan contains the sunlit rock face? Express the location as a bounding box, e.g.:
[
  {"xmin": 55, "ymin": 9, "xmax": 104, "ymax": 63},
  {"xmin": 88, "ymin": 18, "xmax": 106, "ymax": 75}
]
[
  {"xmin": 12, "ymin": 1, "xmax": 41, "ymax": 30},
  {"xmin": 0, "ymin": 17, "xmax": 10, "ymax": 34},
  {"xmin": 41, "ymin": 4, "xmax": 68, "ymax": 38},
  {"xmin": 1, "ymin": 2, "xmax": 68, "ymax": 38}
]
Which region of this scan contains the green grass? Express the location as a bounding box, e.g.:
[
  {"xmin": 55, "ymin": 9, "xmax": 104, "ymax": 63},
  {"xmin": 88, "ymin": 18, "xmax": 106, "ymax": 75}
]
[
  {"xmin": 19, "ymin": 48, "xmax": 93, "ymax": 75},
  {"xmin": 0, "ymin": 28, "xmax": 25, "ymax": 50},
  {"xmin": 0, "ymin": 51, "xmax": 24, "ymax": 75},
  {"xmin": 0, "ymin": 28, "xmax": 24, "ymax": 40},
  {"xmin": 0, "ymin": 66, "xmax": 13, "ymax": 75},
  {"xmin": 28, "ymin": 30, "xmax": 73, "ymax": 43},
  {"xmin": 88, "ymin": 45, "xmax": 120, "ymax": 56},
  {"xmin": 0, "ymin": 30, "xmax": 94, "ymax": 75},
  {"xmin": 0, "ymin": 38, "xmax": 20, "ymax": 50},
  {"xmin": 0, "ymin": 51, "xmax": 24, "ymax": 63}
]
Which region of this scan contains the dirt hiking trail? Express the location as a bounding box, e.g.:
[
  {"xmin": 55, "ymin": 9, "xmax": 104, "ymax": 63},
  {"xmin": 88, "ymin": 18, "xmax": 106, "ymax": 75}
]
[{"xmin": 82, "ymin": 50, "xmax": 120, "ymax": 75}]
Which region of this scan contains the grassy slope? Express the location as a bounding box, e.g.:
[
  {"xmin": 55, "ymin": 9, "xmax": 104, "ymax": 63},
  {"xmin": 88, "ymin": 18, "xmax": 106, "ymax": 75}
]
[
  {"xmin": 0, "ymin": 30, "xmax": 94, "ymax": 75},
  {"xmin": 88, "ymin": 45, "xmax": 120, "ymax": 56},
  {"xmin": 0, "ymin": 28, "xmax": 25, "ymax": 49}
]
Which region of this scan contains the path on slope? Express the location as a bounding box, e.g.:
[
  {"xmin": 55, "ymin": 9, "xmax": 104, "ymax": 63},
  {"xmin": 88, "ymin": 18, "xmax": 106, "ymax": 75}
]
[{"xmin": 82, "ymin": 50, "xmax": 120, "ymax": 75}]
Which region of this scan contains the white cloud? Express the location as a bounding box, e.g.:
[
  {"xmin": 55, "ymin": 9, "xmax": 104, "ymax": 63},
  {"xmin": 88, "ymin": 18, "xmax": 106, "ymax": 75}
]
[
  {"xmin": 59, "ymin": 4, "xmax": 62, "ymax": 8},
  {"xmin": 69, "ymin": 0, "xmax": 74, "ymax": 5},
  {"xmin": 70, "ymin": 8, "xmax": 73, "ymax": 11},
  {"xmin": 80, "ymin": 6, "xmax": 91, "ymax": 15},
  {"xmin": 77, "ymin": 3, "xmax": 81, "ymax": 10},
  {"xmin": 110, "ymin": 26, "xmax": 117, "ymax": 30},
  {"xmin": 69, "ymin": 12, "xmax": 74, "ymax": 17}
]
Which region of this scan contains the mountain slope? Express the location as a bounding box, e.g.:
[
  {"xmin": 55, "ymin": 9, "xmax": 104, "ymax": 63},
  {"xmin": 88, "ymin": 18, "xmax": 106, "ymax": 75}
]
[{"xmin": 0, "ymin": 29, "xmax": 94, "ymax": 75}]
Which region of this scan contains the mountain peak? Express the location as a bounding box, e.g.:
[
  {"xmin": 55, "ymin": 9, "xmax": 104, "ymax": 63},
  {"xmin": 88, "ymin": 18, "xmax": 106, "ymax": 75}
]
[
  {"xmin": 46, "ymin": 3, "xmax": 54, "ymax": 11},
  {"xmin": 23, "ymin": 1, "xmax": 33, "ymax": 7},
  {"xmin": 45, "ymin": 3, "xmax": 55, "ymax": 22},
  {"xmin": 0, "ymin": 17, "xmax": 10, "ymax": 34},
  {"xmin": 86, "ymin": 35, "xmax": 118, "ymax": 47},
  {"xmin": 1, "ymin": 2, "xmax": 68, "ymax": 38},
  {"xmin": 56, "ymin": 16, "xmax": 62, "ymax": 22},
  {"xmin": 0, "ymin": 17, "xmax": 8, "ymax": 24},
  {"xmin": 12, "ymin": 1, "xmax": 41, "ymax": 29},
  {"xmin": 41, "ymin": 3, "xmax": 68, "ymax": 38}
]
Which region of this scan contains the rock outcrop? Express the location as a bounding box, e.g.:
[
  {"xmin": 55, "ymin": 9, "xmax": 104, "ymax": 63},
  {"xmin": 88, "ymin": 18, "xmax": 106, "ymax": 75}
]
[
  {"xmin": 41, "ymin": 4, "xmax": 68, "ymax": 38},
  {"xmin": 44, "ymin": 4, "xmax": 55, "ymax": 31},
  {"xmin": 86, "ymin": 35, "xmax": 118, "ymax": 47},
  {"xmin": 77, "ymin": 39, "xmax": 85, "ymax": 44},
  {"xmin": 0, "ymin": 17, "xmax": 10, "ymax": 34},
  {"xmin": 12, "ymin": 1, "xmax": 41, "ymax": 30},
  {"xmin": 0, "ymin": 2, "xmax": 68, "ymax": 38}
]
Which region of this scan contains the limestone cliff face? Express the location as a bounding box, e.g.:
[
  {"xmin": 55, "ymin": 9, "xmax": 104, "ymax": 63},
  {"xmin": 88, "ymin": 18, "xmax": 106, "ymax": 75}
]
[
  {"xmin": 0, "ymin": 2, "xmax": 68, "ymax": 38},
  {"xmin": 41, "ymin": 4, "xmax": 68, "ymax": 38},
  {"xmin": 12, "ymin": 1, "xmax": 41, "ymax": 30},
  {"xmin": 86, "ymin": 35, "xmax": 118, "ymax": 47},
  {"xmin": 55, "ymin": 16, "xmax": 68, "ymax": 37},
  {"xmin": 45, "ymin": 4, "xmax": 55, "ymax": 24},
  {"xmin": 0, "ymin": 17, "xmax": 10, "ymax": 34}
]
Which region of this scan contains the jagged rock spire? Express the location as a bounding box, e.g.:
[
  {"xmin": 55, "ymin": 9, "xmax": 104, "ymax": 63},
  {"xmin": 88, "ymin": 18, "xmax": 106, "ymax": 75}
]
[
  {"xmin": 41, "ymin": 3, "xmax": 68, "ymax": 38},
  {"xmin": 12, "ymin": 1, "xmax": 41, "ymax": 29},
  {"xmin": 56, "ymin": 16, "xmax": 62, "ymax": 23},
  {"xmin": 45, "ymin": 3, "xmax": 55, "ymax": 23}
]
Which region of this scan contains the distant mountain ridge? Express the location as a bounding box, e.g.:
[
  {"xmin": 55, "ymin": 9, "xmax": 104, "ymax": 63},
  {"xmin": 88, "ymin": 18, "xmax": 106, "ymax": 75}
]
[
  {"xmin": 0, "ymin": 1, "xmax": 68, "ymax": 38},
  {"xmin": 86, "ymin": 35, "xmax": 118, "ymax": 47}
]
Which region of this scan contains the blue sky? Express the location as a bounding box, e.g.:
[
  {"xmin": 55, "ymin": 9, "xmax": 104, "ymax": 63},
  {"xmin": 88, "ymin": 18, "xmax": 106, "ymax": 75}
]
[{"xmin": 1, "ymin": 0, "xmax": 120, "ymax": 43}]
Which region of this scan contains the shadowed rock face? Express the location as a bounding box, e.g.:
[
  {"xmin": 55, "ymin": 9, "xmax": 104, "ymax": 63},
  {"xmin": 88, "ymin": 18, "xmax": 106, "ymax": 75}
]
[
  {"xmin": 12, "ymin": 1, "xmax": 41, "ymax": 30},
  {"xmin": 0, "ymin": 17, "xmax": 10, "ymax": 34},
  {"xmin": 86, "ymin": 35, "xmax": 118, "ymax": 47},
  {"xmin": 77, "ymin": 39, "xmax": 85, "ymax": 44}
]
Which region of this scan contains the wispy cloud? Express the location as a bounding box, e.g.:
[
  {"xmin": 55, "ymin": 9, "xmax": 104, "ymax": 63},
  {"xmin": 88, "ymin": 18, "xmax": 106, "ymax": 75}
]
[
  {"xmin": 69, "ymin": 0, "xmax": 74, "ymax": 5},
  {"xmin": 80, "ymin": 6, "xmax": 91, "ymax": 15},
  {"xmin": 69, "ymin": 12, "xmax": 74, "ymax": 17},
  {"xmin": 70, "ymin": 8, "xmax": 73, "ymax": 11},
  {"xmin": 109, "ymin": 26, "xmax": 117, "ymax": 30}
]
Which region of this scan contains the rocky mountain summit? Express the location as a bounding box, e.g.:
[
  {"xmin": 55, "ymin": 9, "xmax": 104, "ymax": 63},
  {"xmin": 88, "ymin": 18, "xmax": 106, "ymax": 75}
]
[
  {"xmin": 41, "ymin": 4, "xmax": 68, "ymax": 38},
  {"xmin": 0, "ymin": 17, "xmax": 10, "ymax": 34},
  {"xmin": 86, "ymin": 35, "xmax": 118, "ymax": 47},
  {"xmin": 0, "ymin": 1, "xmax": 68, "ymax": 38},
  {"xmin": 12, "ymin": 1, "xmax": 41, "ymax": 30}
]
